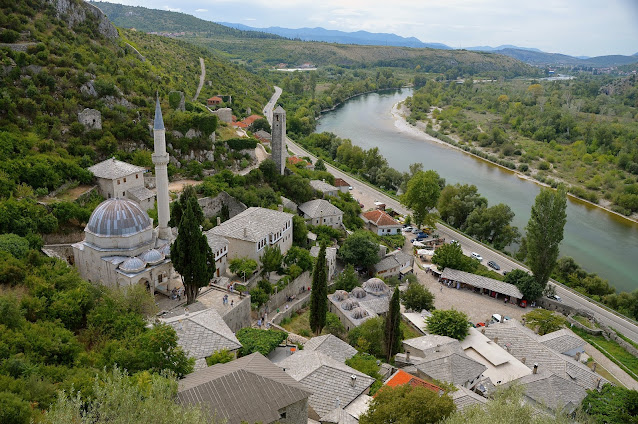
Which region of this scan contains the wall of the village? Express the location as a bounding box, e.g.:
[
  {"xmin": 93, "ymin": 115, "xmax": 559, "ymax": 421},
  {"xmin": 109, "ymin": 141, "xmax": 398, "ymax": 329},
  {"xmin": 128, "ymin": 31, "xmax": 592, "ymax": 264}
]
[
  {"xmin": 198, "ymin": 191, "xmax": 247, "ymax": 219},
  {"xmin": 267, "ymin": 272, "xmax": 311, "ymax": 312},
  {"xmin": 277, "ymin": 398, "xmax": 309, "ymax": 424},
  {"xmin": 221, "ymin": 294, "xmax": 251, "ymax": 332}
]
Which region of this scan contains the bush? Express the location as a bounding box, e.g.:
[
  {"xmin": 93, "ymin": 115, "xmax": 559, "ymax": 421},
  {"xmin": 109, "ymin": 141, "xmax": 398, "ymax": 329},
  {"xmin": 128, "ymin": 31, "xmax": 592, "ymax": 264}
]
[
  {"xmin": 235, "ymin": 328, "xmax": 287, "ymax": 357},
  {"xmin": 205, "ymin": 349, "xmax": 235, "ymax": 366},
  {"xmin": 226, "ymin": 138, "xmax": 258, "ymax": 151},
  {"xmin": 401, "ymin": 282, "xmax": 435, "ymax": 312},
  {"xmin": 0, "ymin": 234, "xmax": 30, "ymax": 259}
]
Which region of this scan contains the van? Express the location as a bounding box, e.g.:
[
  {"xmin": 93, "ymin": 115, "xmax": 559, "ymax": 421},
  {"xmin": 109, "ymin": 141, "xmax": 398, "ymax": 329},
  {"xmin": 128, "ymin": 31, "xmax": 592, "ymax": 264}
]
[
  {"xmin": 491, "ymin": 314, "xmax": 502, "ymax": 323},
  {"xmin": 471, "ymin": 252, "xmax": 483, "ymax": 261}
]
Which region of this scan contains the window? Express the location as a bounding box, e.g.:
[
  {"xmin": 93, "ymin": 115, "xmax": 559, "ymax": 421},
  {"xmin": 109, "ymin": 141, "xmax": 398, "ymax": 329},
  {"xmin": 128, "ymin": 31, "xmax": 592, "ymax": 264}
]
[
  {"xmin": 117, "ymin": 180, "xmax": 120, "ymax": 185},
  {"xmin": 123, "ymin": 177, "xmax": 127, "ymax": 183},
  {"xmin": 136, "ymin": 174, "xmax": 139, "ymax": 179},
  {"xmin": 122, "ymin": 192, "xmax": 125, "ymax": 197},
  {"xmin": 278, "ymin": 410, "xmax": 286, "ymax": 420}
]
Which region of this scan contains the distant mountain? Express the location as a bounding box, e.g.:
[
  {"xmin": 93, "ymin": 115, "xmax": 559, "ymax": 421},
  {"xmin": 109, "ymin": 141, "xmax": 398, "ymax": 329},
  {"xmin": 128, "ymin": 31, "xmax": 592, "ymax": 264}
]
[
  {"xmin": 465, "ymin": 45, "xmax": 543, "ymax": 53},
  {"xmin": 494, "ymin": 48, "xmax": 638, "ymax": 67},
  {"xmin": 218, "ymin": 22, "xmax": 453, "ymax": 49}
]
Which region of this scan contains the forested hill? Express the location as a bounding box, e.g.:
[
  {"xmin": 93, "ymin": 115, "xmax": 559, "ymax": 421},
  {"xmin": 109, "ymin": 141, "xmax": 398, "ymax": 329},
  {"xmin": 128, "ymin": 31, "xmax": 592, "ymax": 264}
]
[
  {"xmin": 90, "ymin": 1, "xmax": 282, "ymax": 39},
  {"xmin": 0, "ymin": 0, "xmax": 270, "ymax": 200},
  {"xmin": 495, "ymin": 48, "xmax": 638, "ymax": 68}
]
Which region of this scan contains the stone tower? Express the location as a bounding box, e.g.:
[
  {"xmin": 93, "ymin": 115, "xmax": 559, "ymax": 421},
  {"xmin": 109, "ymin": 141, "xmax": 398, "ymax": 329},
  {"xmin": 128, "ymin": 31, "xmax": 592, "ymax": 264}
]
[
  {"xmin": 152, "ymin": 97, "xmax": 171, "ymax": 240},
  {"xmin": 271, "ymin": 105, "xmax": 287, "ymax": 175}
]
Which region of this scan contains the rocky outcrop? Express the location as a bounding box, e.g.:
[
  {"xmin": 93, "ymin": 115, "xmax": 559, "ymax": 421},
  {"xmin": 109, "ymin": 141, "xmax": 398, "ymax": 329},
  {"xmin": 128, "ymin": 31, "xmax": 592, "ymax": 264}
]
[
  {"xmin": 78, "ymin": 108, "xmax": 102, "ymax": 130},
  {"xmin": 46, "ymin": 0, "xmax": 118, "ymax": 40}
]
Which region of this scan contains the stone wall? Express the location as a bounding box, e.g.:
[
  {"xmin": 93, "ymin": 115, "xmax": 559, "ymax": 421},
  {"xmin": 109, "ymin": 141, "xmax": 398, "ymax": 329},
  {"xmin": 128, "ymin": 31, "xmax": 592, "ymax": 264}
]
[
  {"xmin": 144, "ymin": 175, "xmax": 156, "ymax": 189},
  {"xmin": 267, "ymin": 272, "xmax": 311, "ymax": 313},
  {"xmin": 281, "ymin": 398, "xmax": 309, "ymax": 424},
  {"xmin": 42, "ymin": 231, "xmax": 84, "ymax": 244},
  {"xmin": 212, "ymin": 108, "xmax": 232, "ymax": 123},
  {"xmin": 198, "ymin": 191, "xmax": 247, "ymax": 219},
  {"xmin": 220, "ymin": 292, "xmax": 251, "ymax": 332},
  {"xmin": 78, "ymin": 108, "xmax": 102, "ymax": 130},
  {"xmin": 42, "ymin": 244, "xmax": 75, "ymax": 265}
]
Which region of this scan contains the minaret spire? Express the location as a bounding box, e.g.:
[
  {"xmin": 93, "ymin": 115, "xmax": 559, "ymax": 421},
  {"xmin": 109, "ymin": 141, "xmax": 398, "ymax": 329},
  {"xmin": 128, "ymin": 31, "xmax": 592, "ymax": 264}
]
[{"xmin": 152, "ymin": 94, "xmax": 171, "ymax": 240}]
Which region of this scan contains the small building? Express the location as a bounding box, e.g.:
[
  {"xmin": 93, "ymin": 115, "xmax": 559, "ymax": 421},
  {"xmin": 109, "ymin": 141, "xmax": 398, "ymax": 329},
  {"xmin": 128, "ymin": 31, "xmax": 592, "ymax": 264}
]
[
  {"xmin": 88, "ymin": 158, "xmax": 155, "ymax": 210},
  {"xmin": 208, "ymin": 206, "xmax": 293, "ymax": 263},
  {"xmin": 302, "ymin": 334, "xmax": 357, "ymax": 363},
  {"xmin": 328, "ymin": 278, "xmax": 391, "ymax": 331},
  {"xmin": 401, "ymin": 335, "xmax": 462, "ymax": 360},
  {"xmin": 161, "ymin": 307, "xmax": 241, "ymax": 370},
  {"xmin": 333, "ymin": 178, "xmax": 350, "ymax": 193},
  {"xmin": 514, "ymin": 370, "xmax": 589, "ymax": 414},
  {"xmin": 310, "ymin": 245, "xmax": 337, "ymax": 281},
  {"xmin": 384, "ymin": 369, "xmax": 443, "ymax": 393},
  {"xmin": 439, "ymin": 268, "xmax": 523, "ymax": 304},
  {"xmin": 178, "ymin": 352, "xmax": 311, "ymax": 424},
  {"xmin": 450, "ymin": 385, "xmax": 488, "ymax": 411},
  {"xmin": 278, "ymin": 351, "xmax": 375, "ymax": 422},
  {"xmin": 298, "ymin": 199, "xmax": 343, "ymax": 229},
  {"xmin": 361, "ymin": 210, "xmax": 402, "ymax": 236},
  {"xmin": 207, "ymin": 96, "xmax": 223, "ymax": 106},
  {"xmin": 372, "ymin": 250, "xmax": 414, "ymax": 279},
  {"xmin": 538, "ymin": 328, "xmax": 586, "ymax": 358},
  {"xmin": 242, "ymin": 114, "xmax": 263, "ymax": 127},
  {"xmin": 310, "ymin": 179, "xmax": 339, "ymax": 198},
  {"xmin": 205, "ymin": 233, "xmax": 229, "ymax": 278},
  {"xmin": 254, "ymin": 130, "xmax": 272, "ymax": 144}
]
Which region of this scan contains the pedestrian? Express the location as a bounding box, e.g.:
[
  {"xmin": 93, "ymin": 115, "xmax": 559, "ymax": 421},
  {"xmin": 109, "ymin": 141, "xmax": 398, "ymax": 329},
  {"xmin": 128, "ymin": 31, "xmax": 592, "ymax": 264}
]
[
  {"xmin": 440, "ymin": 285, "xmax": 443, "ymax": 292},
  {"xmin": 231, "ymin": 300, "xmax": 234, "ymax": 307},
  {"xmin": 257, "ymin": 319, "xmax": 262, "ymax": 328}
]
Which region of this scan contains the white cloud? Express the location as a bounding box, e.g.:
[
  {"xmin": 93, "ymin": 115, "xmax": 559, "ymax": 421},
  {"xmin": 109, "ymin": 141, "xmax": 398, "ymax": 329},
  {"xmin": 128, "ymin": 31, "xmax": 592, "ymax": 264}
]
[
  {"xmin": 195, "ymin": 8, "xmax": 208, "ymax": 12},
  {"xmin": 162, "ymin": 5, "xmax": 181, "ymax": 12},
  {"xmin": 245, "ymin": 18, "xmax": 256, "ymax": 21}
]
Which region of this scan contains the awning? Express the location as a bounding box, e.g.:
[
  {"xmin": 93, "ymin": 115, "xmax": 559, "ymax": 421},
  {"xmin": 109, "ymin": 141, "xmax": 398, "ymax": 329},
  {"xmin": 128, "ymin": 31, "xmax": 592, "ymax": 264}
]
[
  {"xmin": 412, "ymin": 241, "xmax": 426, "ymax": 247},
  {"xmin": 417, "ymin": 249, "xmax": 435, "ymax": 256}
]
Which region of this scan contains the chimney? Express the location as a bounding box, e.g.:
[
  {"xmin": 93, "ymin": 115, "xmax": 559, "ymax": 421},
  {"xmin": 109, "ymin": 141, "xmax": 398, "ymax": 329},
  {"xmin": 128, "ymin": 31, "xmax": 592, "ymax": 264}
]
[
  {"xmin": 217, "ymin": 216, "xmax": 221, "ymax": 225},
  {"xmin": 481, "ymin": 328, "xmax": 486, "ymax": 334},
  {"xmin": 494, "ymin": 337, "xmax": 499, "ymax": 345},
  {"xmin": 278, "ymin": 204, "xmax": 283, "ymax": 212},
  {"xmin": 244, "ymin": 227, "xmax": 248, "ymax": 238},
  {"xmin": 350, "ymin": 375, "xmax": 357, "ymax": 387},
  {"xmin": 576, "ymin": 352, "xmax": 581, "ymax": 362},
  {"xmin": 533, "ymin": 363, "xmax": 538, "ymax": 374},
  {"xmin": 592, "ymin": 363, "xmax": 597, "ymax": 372},
  {"xmin": 521, "ymin": 357, "xmax": 526, "ymax": 364},
  {"xmin": 406, "ymin": 351, "xmax": 410, "ymax": 362}
]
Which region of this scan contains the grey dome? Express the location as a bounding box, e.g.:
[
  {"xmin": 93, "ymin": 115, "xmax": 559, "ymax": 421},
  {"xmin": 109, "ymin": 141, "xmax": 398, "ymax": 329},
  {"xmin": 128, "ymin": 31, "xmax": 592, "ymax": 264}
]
[
  {"xmin": 86, "ymin": 198, "xmax": 152, "ymax": 237},
  {"xmin": 138, "ymin": 249, "xmax": 165, "ymax": 265},
  {"xmin": 119, "ymin": 257, "xmax": 146, "ymax": 273},
  {"xmin": 341, "ymin": 299, "xmax": 360, "ymax": 311},
  {"xmin": 158, "ymin": 243, "xmax": 171, "ymax": 258},
  {"xmin": 333, "ymin": 290, "xmax": 349, "ymax": 301},
  {"xmin": 350, "ymin": 307, "xmax": 369, "ymax": 319},
  {"xmin": 363, "ymin": 278, "xmax": 388, "ymax": 294},
  {"xmin": 351, "ymin": 287, "xmax": 367, "ymax": 299}
]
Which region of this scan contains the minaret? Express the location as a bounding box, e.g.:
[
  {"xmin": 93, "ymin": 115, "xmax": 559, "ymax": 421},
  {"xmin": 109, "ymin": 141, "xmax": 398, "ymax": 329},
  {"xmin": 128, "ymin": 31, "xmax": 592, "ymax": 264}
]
[
  {"xmin": 271, "ymin": 105, "xmax": 287, "ymax": 175},
  {"xmin": 152, "ymin": 97, "xmax": 171, "ymax": 240}
]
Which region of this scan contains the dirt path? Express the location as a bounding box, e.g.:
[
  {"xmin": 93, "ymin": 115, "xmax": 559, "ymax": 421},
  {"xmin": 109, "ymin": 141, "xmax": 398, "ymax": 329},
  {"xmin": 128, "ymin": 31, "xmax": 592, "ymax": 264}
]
[
  {"xmin": 192, "ymin": 57, "xmax": 205, "ymax": 102},
  {"xmin": 239, "ymin": 144, "xmax": 269, "ymax": 176}
]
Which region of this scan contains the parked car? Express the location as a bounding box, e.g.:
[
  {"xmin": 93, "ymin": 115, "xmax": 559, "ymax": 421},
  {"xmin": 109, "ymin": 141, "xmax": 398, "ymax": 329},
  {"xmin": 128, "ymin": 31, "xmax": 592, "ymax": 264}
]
[
  {"xmin": 412, "ymin": 228, "xmax": 420, "ymax": 234},
  {"xmin": 519, "ymin": 299, "xmax": 528, "ymax": 308},
  {"xmin": 471, "ymin": 252, "xmax": 483, "ymax": 261},
  {"xmin": 403, "ymin": 226, "xmax": 413, "ymax": 232},
  {"xmin": 547, "ymin": 294, "xmax": 562, "ymax": 302},
  {"xmin": 450, "ymin": 239, "xmax": 459, "ymax": 245},
  {"xmin": 475, "ymin": 322, "xmax": 486, "ymax": 327},
  {"xmin": 348, "ymin": 186, "xmax": 353, "ymax": 190},
  {"xmin": 415, "ymin": 232, "xmax": 429, "ymax": 241},
  {"xmin": 487, "ymin": 261, "xmax": 500, "ymax": 270}
]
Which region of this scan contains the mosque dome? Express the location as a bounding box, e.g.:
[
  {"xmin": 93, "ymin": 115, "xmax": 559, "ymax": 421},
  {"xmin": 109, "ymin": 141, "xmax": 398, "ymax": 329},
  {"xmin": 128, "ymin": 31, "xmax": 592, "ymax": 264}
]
[
  {"xmin": 341, "ymin": 299, "xmax": 360, "ymax": 311},
  {"xmin": 119, "ymin": 257, "xmax": 147, "ymax": 273},
  {"xmin": 350, "ymin": 307, "xmax": 369, "ymax": 319},
  {"xmin": 86, "ymin": 198, "xmax": 152, "ymax": 237},
  {"xmin": 363, "ymin": 278, "xmax": 389, "ymax": 294},
  {"xmin": 351, "ymin": 287, "xmax": 367, "ymax": 299},
  {"xmin": 333, "ymin": 290, "xmax": 349, "ymax": 301},
  {"xmin": 158, "ymin": 243, "xmax": 171, "ymax": 258},
  {"xmin": 137, "ymin": 249, "xmax": 165, "ymax": 265}
]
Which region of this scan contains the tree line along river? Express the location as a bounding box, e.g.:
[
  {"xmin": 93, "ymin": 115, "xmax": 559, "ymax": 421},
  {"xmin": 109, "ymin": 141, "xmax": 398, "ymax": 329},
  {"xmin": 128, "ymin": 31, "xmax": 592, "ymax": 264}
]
[{"xmin": 315, "ymin": 88, "xmax": 638, "ymax": 293}]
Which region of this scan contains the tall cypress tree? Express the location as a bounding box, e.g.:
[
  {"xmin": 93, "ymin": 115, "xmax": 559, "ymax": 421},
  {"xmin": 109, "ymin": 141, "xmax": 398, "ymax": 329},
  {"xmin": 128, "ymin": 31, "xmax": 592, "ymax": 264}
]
[
  {"xmin": 171, "ymin": 200, "xmax": 215, "ymax": 305},
  {"xmin": 309, "ymin": 245, "xmax": 328, "ymax": 335},
  {"xmin": 384, "ymin": 286, "xmax": 401, "ymax": 362}
]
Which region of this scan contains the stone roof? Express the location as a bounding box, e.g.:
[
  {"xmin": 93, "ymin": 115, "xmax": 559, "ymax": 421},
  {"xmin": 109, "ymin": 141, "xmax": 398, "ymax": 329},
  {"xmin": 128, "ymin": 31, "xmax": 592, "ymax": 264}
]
[
  {"xmin": 209, "ymin": 207, "xmax": 292, "ymax": 243},
  {"xmin": 411, "ymin": 347, "xmax": 487, "ymax": 386},
  {"xmin": 178, "ymin": 353, "xmax": 311, "ymax": 424},
  {"xmin": 274, "ymin": 105, "xmax": 286, "ymax": 114},
  {"xmin": 441, "ymin": 268, "xmax": 523, "ymax": 299},
  {"xmin": 320, "ymin": 408, "xmax": 358, "ymax": 424},
  {"xmin": 278, "ymin": 351, "xmax": 375, "ymax": 418},
  {"xmin": 403, "ymin": 335, "xmax": 462, "ymax": 356},
  {"xmin": 254, "ymin": 130, "xmax": 271, "ymax": 141},
  {"xmin": 361, "ymin": 210, "xmax": 401, "ymax": 227},
  {"xmin": 310, "ymin": 180, "xmax": 338, "ymax": 193},
  {"xmin": 86, "ymin": 198, "xmax": 152, "ymax": 237},
  {"xmin": 205, "ymin": 232, "xmax": 229, "ymax": 253},
  {"xmin": 299, "ymin": 199, "xmax": 343, "ymax": 219},
  {"xmin": 127, "ymin": 185, "xmax": 155, "ymax": 201},
  {"xmin": 514, "ymin": 371, "xmax": 588, "ymax": 413},
  {"xmin": 483, "ymin": 320, "xmax": 607, "ymax": 391},
  {"xmin": 303, "ymin": 335, "xmax": 357, "ymax": 363},
  {"xmin": 451, "ymin": 385, "xmax": 488, "ymax": 410},
  {"xmin": 88, "ymin": 158, "xmax": 146, "ymax": 180},
  {"xmin": 538, "ymin": 328, "xmax": 585, "ymax": 354},
  {"xmin": 373, "ymin": 251, "xmax": 413, "ymax": 274},
  {"xmin": 161, "ymin": 308, "xmax": 241, "ymax": 368}
]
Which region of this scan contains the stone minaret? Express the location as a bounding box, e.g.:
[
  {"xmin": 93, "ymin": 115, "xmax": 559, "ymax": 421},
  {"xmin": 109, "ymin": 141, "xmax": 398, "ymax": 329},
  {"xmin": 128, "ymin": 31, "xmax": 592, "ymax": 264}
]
[
  {"xmin": 271, "ymin": 105, "xmax": 287, "ymax": 175},
  {"xmin": 152, "ymin": 97, "xmax": 171, "ymax": 240}
]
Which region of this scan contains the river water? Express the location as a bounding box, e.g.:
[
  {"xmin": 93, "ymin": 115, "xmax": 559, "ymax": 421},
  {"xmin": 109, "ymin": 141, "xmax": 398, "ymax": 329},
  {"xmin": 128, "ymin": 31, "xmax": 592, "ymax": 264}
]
[{"xmin": 316, "ymin": 88, "xmax": 638, "ymax": 293}]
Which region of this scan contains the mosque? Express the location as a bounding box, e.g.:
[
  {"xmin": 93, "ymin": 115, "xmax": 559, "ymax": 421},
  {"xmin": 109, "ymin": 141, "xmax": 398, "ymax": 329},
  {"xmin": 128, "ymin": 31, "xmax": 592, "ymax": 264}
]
[{"xmin": 72, "ymin": 98, "xmax": 173, "ymax": 293}]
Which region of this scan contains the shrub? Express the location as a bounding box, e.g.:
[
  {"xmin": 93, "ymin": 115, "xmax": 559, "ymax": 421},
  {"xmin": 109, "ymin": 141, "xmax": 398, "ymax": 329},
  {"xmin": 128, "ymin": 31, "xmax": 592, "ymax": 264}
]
[
  {"xmin": 205, "ymin": 349, "xmax": 235, "ymax": 366},
  {"xmin": 235, "ymin": 328, "xmax": 287, "ymax": 356},
  {"xmin": 226, "ymin": 138, "xmax": 258, "ymax": 151}
]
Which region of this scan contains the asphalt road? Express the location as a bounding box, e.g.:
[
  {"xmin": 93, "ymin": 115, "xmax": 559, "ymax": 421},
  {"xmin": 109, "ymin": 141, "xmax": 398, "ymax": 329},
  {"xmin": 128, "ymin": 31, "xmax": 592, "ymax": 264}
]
[{"xmin": 264, "ymin": 86, "xmax": 638, "ymax": 344}]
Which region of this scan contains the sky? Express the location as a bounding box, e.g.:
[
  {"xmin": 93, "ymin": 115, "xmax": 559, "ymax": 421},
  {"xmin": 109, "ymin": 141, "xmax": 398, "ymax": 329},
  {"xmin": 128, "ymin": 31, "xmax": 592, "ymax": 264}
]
[{"xmin": 107, "ymin": 0, "xmax": 638, "ymax": 57}]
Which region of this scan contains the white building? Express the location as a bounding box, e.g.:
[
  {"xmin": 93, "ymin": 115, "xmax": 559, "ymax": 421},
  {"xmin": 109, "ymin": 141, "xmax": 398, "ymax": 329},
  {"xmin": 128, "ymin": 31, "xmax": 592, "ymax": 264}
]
[
  {"xmin": 361, "ymin": 210, "xmax": 402, "ymax": 235},
  {"xmin": 298, "ymin": 199, "xmax": 343, "ymax": 229},
  {"xmin": 310, "ymin": 245, "xmax": 337, "ymax": 281},
  {"xmin": 88, "ymin": 158, "xmax": 155, "ymax": 210},
  {"xmin": 205, "ymin": 232, "xmax": 229, "ymax": 278},
  {"xmin": 208, "ymin": 206, "xmax": 293, "ymax": 263}
]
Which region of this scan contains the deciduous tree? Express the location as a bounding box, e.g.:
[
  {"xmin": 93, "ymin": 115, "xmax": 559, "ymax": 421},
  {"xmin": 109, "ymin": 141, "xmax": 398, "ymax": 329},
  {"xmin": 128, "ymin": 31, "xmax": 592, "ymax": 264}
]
[
  {"xmin": 261, "ymin": 244, "xmax": 283, "ymax": 277},
  {"xmin": 229, "ymin": 257, "xmax": 258, "ymax": 281},
  {"xmin": 310, "ymin": 245, "xmax": 328, "ymax": 335},
  {"xmin": 522, "ymin": 309, "xmax": 566, "ymax": 335},
  {"xmin": 464, "ymin": 204, "xmax": 520, "ymax": 249},
  {"xmin": 338, "ymin": 230, "xmax": 380, "ymax": 269},
  {"xmin": 426, "ymin": 309, "xmax": 470, "ymax": 340},
  {"xmin": 400, "ymin": 170, "xmax": 442, "ymax": 228},
  {"xmin": 437, "ymin": 183, "xmax": 487, "ymax": 229},
  {"xmin": 334, "ymin": 264, "xmax": 360, "ymax": 292},
  {"xmin": 401, "ymin": 282, "xmax": 435, "ymax": 312},
  {"xmin": 431, "ymin": 242, "xmax": 478, "ymax": 273},
  {"xmin": 504, "ymin": 269, "xmax": 543, "ymax": 301}
]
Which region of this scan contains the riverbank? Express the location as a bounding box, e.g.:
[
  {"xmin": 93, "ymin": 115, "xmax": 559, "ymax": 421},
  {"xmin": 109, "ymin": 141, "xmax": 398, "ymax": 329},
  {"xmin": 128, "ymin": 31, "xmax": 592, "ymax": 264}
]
[{"xmin": 391, "ymin": 102, "xmax": 638, "ymax": 225}]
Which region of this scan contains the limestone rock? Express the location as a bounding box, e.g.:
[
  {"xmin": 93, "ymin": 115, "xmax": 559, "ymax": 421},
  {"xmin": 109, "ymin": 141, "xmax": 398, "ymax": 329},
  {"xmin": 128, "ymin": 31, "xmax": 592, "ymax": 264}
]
[
  {"xmin": 46, "ymin": 0, "xmax": 118, "ymax": 39},
  {"xmin": 185, "ymin": 128, "xmax": 201, "ymax": 139},
  {"xmin": 80, "ymin": 81, "xmax": 98, "ymax": 97},
  {"xmin": 169, "ymin": 156, "xmax": 181, "ymax": 168},
  {"xmin": 171, "ymin": 130, "xmax": 184, "ymax": 138},
  {"xmin": 78, "ymin": 108, "xmax": 102, "ymax": 130},
  {"xmin": 205, "ymin": 150, "xmax": 215, "ymax": 162}
]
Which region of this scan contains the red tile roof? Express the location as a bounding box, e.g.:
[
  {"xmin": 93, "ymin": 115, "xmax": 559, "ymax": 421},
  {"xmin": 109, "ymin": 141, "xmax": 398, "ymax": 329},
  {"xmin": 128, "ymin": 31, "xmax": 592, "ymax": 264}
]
[
  {"xmin": 362, "ymin": 210, "xmax": 400, "ymax": 227},
  {"xmin": 287, "ymin": 156, "xmax": 304, "ymax": 165},
  {"xmin": 208, "ymin": 96, "xmax": 223, "ymax": 102},
  {"xmin": 334, "ymin": 178, "xmax": 350, "ymax": 187},
  {"xmin": 242, "ymin": 114, "xmax": 263, "ymax": 126},
  {"xmin": 231, "ymin": 121, "xmax": 248, "ymax": 128},
  {"xmin": 384, "ymin": 370, "xmax": 442, "ymax": 393}
]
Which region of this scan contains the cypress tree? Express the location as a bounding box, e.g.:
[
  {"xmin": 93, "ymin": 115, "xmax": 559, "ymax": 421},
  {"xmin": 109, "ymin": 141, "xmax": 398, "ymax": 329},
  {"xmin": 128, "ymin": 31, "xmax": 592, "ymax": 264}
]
[
  {"xmin": 309, "ymin": 244, "xmax": 328, "ymax": 335},
  {"xmin": 171, "ymin": 199, "xmax": 215, "ymax": 305},
  {"xmin": 384, "ymin": 286, "xmax": 401, "ymax": 362}
]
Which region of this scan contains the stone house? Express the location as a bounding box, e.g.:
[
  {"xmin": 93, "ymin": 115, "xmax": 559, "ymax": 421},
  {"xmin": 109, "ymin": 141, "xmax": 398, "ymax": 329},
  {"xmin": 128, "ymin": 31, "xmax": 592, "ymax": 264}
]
[
  {"xmin": 298, "ymin": 199, "xmax": 343, "ymax": 229},
  {"xmin": 310, "ymin": 245, "xmax": 337, "ymax": 281},
  {"xmin": 310, "ymin": 180, "xmax": 338, "ymax": 198},
  {"xmin": 372, "ymin": 250, "xmax": 414, "ymax": 279},
  {"xmin": 88, "ymin": 158, "xmax": 155, "ymax": 210},
  {"xmin": 178, "ymin": 353, "xmax": 311, "ymax": 424},
  {"xmin": 208, "ymin": 206, "xmax": 293, "ymax": 263},
  {"xmin": 207, "ymin": 96, "xmax": 222, "ymax": 106},
  {"xmin": 361, "ymin": 210, "xmax": 402, "ymax": 236},
  {"xmin": 333, "ymin": 178, "xmax": 351, "ymax": 193},
  {"xmin": 205, "ymin": 232, "xmax": 229, "ymax": 278}
]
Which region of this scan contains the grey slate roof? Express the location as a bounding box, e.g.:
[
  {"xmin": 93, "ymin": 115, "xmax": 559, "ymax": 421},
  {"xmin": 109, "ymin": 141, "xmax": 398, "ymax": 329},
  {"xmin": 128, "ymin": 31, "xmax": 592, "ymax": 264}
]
[
  {"xmin": 255, "ymin": 130, "xmax": 271, "ymax": 141},
  {"xmin": 88, "ymin": 158, "xmax": 146, "ymax": 180},
  {"xmin": 86, "ymin": 198, "xmax": 152, "ymax": 237},
  {"xmin": 483, "ymin": 320, "xmax": 607, "ymax": 391},
  {"xmin": 127, "ymin": 185, "xmax": 155, "ymax": 201},
  {"xmin": 538, "ymin": 329, "xmax": 585, "ymax": 354},
  {"xmin": 178, "ymin": 353, "xmax": 311, "ymax": 424},
  {"xmin": 161, "ymin": 308, "xmax": 241, "ymax": 368},
  {"xmin": 441, "ymin": 268, "xmax": 524, "ymax": 299},
  {"xmin": 310, "ymin": 180, "xmax": 338, "ymax": 193},
  {"xmin": 303, "ymin": 335, "xmax": 357, "ymax": 363},
  {"xmin": 154, "ymin": 96, "xmax": 164, "ymax": 130},
  {"xmin": 412, "ymin": 347, "xmax": 487, "ymax": 386},
  {"xmin": 403, "ymin": 335, "xmax": 462, "ymax": 356},
  {"xmin": 209, "ymin": 207, "xmax": 292, "ymax": 242},
  {"xmin": 514, "ymin": 371, "xmax": 588, "ymax": 413},
  {"xmin": 205, "ymin": 232, "xmax": 229, "ymax": 253},
  {"xmin": 299, "ymin": 199, "xmax": 343, "ymax": 219},
  {"xmin": 451, "ymin": 385, "xmax": 488, "ymax": 410},
  {"xmin": 320, "ymin": 407, "xmax": 358, "ymax": 424},
  {"xmin": 278, "ymin": 351, "xmax": 375, "ymax": 419}
]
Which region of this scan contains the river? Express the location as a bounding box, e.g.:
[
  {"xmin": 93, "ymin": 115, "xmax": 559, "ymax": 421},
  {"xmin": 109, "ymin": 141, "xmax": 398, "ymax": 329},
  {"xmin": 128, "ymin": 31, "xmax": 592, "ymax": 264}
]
[{"xmin": 316, "ymin": 88, "xmax": 638, "ymax": 293}]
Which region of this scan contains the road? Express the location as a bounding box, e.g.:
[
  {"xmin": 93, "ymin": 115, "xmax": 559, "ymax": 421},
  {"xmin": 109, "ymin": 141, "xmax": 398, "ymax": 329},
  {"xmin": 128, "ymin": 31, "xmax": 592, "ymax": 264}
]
[
  {"xmin": 192, "ymin": 57, "xmax": 205, "ymax": 102},
  {"xmin": 263, "ymin": 86, "xmax": 638, "ymax": 344}
]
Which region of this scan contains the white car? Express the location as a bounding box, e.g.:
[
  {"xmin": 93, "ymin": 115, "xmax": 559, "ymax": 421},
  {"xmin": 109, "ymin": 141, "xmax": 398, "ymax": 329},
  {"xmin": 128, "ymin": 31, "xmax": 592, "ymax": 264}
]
[{"xmin": 471, "ymin": 252, "xmax": 483, "ymax": 261}]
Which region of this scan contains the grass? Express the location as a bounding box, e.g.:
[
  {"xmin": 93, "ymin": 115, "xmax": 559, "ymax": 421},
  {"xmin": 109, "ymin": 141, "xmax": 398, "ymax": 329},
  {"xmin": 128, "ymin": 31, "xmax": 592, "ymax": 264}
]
[
  {"xmin": 585, "ymin": 360, "xmax": 622, "ymax": 386},
  {"xmin": 280, "ymin": 309, "xmax": 314, "ymax": 337},
  {"xmin": 612, "ymin": 327, "xmax": 638, "ymax": 350},
  {"xmin": 401, "ymin": 320, "xmax": 424, "ymax": 340},
  {"xmin": 573, "ymin": 315, "xmax": 599, "ymax": 329},
  {"xmin": 572, "ymin": 327, "xmax": 638, "ymax": 383}
]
